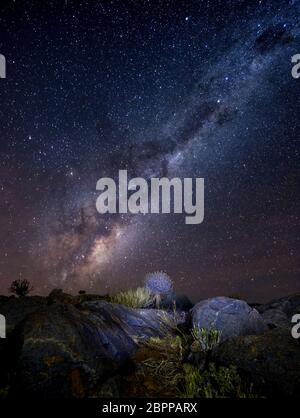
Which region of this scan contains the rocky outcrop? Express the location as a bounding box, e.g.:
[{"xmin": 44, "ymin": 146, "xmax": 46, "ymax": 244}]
[
  {"xmin": 212, "ymin": 328, "xmax": 300, "ymax": 397},
  {"xmin": 47, "ymin": 288, "xmax": 109, "ymax": 305},
  {"xmin": 257, "ymin": 293, "xmax": 300, "ymax": 329},
  {"xmin": 0, "ymin": 295, "xmax": 46, "ymax": 336},
  {"xmin": 82, "ymin": 300, "xmax": 185, "ymax": 342},
  {"xmin": 160, "ymin": 293, "xmax": 194, "ymax": 311},
  {"xmin": 2, "ymin": 300, "xmax": 181, "ymax": 398},
  {"xmin": 0, "ymin": 290, "xmax": 108, "ymax": 337},
  {"xmin": 191, "ymin": 297, "xmax": 267, "ymax": 341},
  {"xmin": 0, "ymin": 292, "xmax": 299, "ymax": 398},
  {"xmin": 7, "ymin": 303, "xmax": 122, "ymax": 398}
]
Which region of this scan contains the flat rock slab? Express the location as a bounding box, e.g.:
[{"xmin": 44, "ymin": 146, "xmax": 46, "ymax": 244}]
[{"xmin": 82, "ymin": 300, "xmax": 185, "ymax": 342}]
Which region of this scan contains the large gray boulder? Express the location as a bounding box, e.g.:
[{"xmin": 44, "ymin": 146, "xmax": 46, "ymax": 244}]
[{"xmin": 191, "ymin": 297, "xmax": 267, "ymax": 341}]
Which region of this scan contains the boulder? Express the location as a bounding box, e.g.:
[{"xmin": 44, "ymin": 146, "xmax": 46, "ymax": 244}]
[
  {"xmin": 47, "ymin": 288, "xmax": 77, "ymax": 305},
  {"xmin": 0, "ymin": 295, "xmax": 46, "ymax": 336},
  {"xmin": 257, "ymin": 294, "xmax": 300, "ymax": 329},
  {"xmin": 212, "ymin": 328, "xmax": 300, "ymax": 397},
  {"xmin": 160, "ymin": 293, "xmax": 194, "ymax": 311},
  {"xmin": 82, "ymin": 300, "xmax": 186, "ymax": 341},
  {"xmin": 47, "ymin": 288, "xmax": 109, "ymax": 306},
  {"xmin": 191, "ymin": 297, "xmax": 267, "ymax": 341},
  {"xmin": 3, "ymin": 300, "xmax": 180, "ymax": 398},
  {"xmin": 260, "ymin": 308, "xmax": 290, "ymax": 329},
  {"xmin": 6, "ymin": 303, "xmax": 123, "ymax": 398}
]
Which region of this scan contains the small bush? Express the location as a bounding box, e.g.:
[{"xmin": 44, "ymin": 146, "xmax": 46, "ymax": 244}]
[
  {"xmin": 9, "ymin": 279, "xmax": 33, "ymax": 297},
  {"xmin": 0, "ymin": 386, "xmax": 9, "ymax": 399},
  {"xmin": 182, "ymin": 363, "xmax": 256, "ymax": 398},
  {"xmin": 191, "ymin": 326, "xmax": 221, "ymax": 351},
  {"xmin": 140, "ymin": 336, "xmax": 185, "ymax": 393},
  {"xmin": 144, "ymin": 335, "xmax": 184, "ymax": 362},
  {"xmin": 135, "ymin": 335, "xmax": 257, "ymax": 398},
  {"xmin": 110, "ymin": 287, "xmax": 153, "ymax": 308},
  {"xmin": 159, "ymin": 308, "xmax": 178, "ymax": 329},
  {"xmin": 182, "ymin": 364, "xmax": 202, "ymax": 398}
]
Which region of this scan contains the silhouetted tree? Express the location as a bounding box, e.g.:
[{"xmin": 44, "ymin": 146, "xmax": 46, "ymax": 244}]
[{"xmin": 9, "ymin": 279, "xmax": 33, "ymax": 297}]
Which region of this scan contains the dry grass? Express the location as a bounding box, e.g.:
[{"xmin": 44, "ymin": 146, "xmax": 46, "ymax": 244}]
[{"xmin": 110, "ymin": 287, "xmax": 153, "ymax": 308}]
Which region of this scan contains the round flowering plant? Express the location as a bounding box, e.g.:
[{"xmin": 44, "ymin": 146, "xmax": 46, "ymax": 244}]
[{"xmin": 144, "ymin": 271, "xmax": 173, "ymax": 295}]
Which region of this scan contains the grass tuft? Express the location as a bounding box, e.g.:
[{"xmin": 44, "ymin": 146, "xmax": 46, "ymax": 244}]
[
  {"xmin": 110, "ymin": 287, "xmax": 153, "ymax": 308},
  {"xmin": 191, "ymin": 326, "xmax": 221, "ymax": 351},
  {"xmin": 182, "ymin": 362, "xmax": 256, "ymax": 398}
]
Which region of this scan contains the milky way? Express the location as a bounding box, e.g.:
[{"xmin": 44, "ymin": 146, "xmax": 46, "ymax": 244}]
[{"xmin": 0, "ymin": 0, "xmax": 300, "ymax": 301}]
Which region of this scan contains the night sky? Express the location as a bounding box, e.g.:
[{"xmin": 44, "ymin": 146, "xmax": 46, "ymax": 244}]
[{"xmin": 0, "ymin": 0, "xmax": 299, "ymax": 302}]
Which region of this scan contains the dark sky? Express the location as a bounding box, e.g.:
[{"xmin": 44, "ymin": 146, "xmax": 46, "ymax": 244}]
[{"xmin": 0, "ymin": 0, "xmax": 299, "ymax": 302}]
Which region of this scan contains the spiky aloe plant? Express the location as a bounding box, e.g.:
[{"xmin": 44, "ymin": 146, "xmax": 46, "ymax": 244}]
[{"xmin": 144, "ymin": 271, "xmax": 173, "ymax": 308}]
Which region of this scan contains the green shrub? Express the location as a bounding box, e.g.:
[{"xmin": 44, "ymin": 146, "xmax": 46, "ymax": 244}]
[
  {"xmin": 140, "ymin": 336, "xmax": 185, "ymax": 393},
  {"xmin": 0, "ymin": 386, "xmax": 9, "ymax": 399},
  {"xmin": 110, "ymin": 286, "xmax": 153, "ymax": 308},
  {"xmin": 134, "ymin": 334, "xmax": 257, "ymax": 399},
  {"xmin": 143, "ymin": 335, "xmax": 183, "ymax": 362},
  {"xmin": 182, "ymin": 364, "xmax": 202, "ymax": 398},
  {"xmin": 191, "ymin": 326, "xmax": 221, "ymax": 351},
  {"xmin": 182, "ymin": 363, "xmax": 256, "ymax": 398}
]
